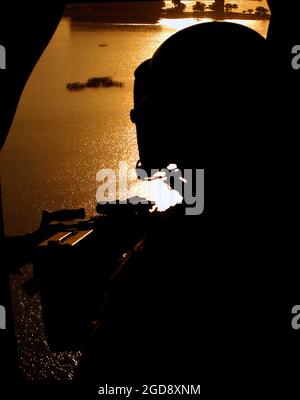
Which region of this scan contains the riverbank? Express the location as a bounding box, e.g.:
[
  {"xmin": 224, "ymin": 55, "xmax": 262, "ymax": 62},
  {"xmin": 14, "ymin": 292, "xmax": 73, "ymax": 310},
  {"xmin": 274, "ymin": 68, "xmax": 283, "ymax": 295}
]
[
  {"xmin": 164, "ymin": 10, "xmax": 270, "ymax": 21},
  {"xmin": 65, "ymin": 3, "xmax": 270, "ymax": 23}
]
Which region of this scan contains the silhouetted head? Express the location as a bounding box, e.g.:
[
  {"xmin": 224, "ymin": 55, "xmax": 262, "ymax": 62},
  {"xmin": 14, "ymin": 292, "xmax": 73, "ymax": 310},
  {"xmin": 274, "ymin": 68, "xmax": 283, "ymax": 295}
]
[{"xmin": 131, "ymin": 22, "xmax": 274, "ymax": 173}]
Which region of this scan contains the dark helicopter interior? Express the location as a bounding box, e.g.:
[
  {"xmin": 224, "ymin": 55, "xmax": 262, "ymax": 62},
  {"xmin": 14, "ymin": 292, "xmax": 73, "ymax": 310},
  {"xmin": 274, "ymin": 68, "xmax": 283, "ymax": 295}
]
[{"xmin": 0, "ymin": 0, "xmax": 300, "ymax": 394}]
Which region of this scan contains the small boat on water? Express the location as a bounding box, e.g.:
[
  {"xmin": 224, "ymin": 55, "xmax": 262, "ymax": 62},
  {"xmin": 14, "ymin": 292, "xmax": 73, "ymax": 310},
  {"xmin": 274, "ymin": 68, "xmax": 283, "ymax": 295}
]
[{"xmin": 66, "ymin": 76, "xmax": 124, "ymax": 91}]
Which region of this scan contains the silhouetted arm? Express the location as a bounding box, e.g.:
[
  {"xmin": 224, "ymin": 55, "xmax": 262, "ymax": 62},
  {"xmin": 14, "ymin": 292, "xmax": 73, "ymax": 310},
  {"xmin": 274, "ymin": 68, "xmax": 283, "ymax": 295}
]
[{"xmin": 0, "ymin": 3, "xmax": 65, "ymax": 150}]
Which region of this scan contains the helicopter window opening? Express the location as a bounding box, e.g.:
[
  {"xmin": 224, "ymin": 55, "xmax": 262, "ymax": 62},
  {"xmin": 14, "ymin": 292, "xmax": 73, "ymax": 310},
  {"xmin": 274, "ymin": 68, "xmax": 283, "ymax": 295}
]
[
  {"xmin": 0, "ymin": 0, "xmax": 270, "ymax": 383},
  {"xmin": 0, "ymin": 1, "xmax": 269, "ymax": 237}
]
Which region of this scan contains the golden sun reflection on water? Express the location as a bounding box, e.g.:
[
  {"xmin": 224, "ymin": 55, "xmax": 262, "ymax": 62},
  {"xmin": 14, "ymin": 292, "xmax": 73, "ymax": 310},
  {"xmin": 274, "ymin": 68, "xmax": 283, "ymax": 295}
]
[
  {"xmin": 159, "ymin": 17, "xmax": 212, "ymax": 30},
  {"xmin": 159, "ymin": 17, "xmax": 269, "ymax": 38}
]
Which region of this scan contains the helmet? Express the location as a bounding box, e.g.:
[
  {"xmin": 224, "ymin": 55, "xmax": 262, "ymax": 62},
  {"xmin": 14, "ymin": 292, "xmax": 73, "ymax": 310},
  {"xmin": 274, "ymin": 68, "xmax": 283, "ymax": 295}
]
[{"xmin": 130, "ymin": 22, "xmax": 273, "ymax": 173}]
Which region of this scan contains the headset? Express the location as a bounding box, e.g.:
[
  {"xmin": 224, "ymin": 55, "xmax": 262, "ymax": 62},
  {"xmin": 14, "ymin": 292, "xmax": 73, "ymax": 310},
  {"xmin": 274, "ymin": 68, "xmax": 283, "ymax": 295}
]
[{"xmin": 130, "ymin": 22, "xmax": 273, "ymax": 175}]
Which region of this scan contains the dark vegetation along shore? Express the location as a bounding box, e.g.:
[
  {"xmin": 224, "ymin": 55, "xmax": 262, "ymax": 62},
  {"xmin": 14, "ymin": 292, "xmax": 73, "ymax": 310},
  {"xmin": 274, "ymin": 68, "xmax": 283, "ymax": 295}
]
[
  {"xmin": 66, "ymin": 76, "xmax": 124, "ymax": 91},
  {"xmin": 65, "ymin": 1, "xmax": 270, "ymax": 23},
  {"xmin": 166, "ymin": 1, "xmax": 270, "ymax": 20}
]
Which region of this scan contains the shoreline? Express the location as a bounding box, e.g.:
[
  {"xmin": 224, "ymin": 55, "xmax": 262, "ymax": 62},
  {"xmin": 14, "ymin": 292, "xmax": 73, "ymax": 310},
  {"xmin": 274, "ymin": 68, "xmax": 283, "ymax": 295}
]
[
  {"xmin": 163, "ymin": 10, "xmax": 270, "ymax": 21},
  {"xmin": 65, "ymin": 3, "xmax": 270, "ymax": 23}
]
